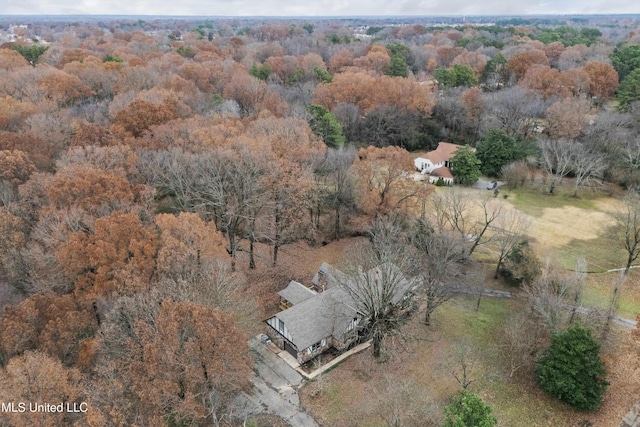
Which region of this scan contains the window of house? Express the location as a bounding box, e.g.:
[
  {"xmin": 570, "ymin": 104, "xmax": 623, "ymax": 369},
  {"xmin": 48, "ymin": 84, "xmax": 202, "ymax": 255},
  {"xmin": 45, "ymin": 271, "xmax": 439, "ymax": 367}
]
[
  {"xmin": 277, "ymin": 318, "xmax": 285, "ymax": 334},
  {"xmin": 306, "ymin": 339, "xmax": 326, "ymax": 355}
]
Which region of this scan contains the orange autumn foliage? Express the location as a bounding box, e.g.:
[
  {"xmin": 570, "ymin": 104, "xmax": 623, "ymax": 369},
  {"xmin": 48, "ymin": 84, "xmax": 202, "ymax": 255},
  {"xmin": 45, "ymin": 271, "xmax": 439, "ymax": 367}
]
[
  {"xmin": 155, "ymin": 212, "xmax": 229, "ymax": 281},
  {"xmin": 353, "ymin": 145, "xmax": 427, "ymax": 215},
  {"xmin": 583, "ymin": 61, "xmax": 619, "ymax": 99},
  {"xmin": 0, "ymin": 351, "xmax": 85, "ymax": 427},
  {"xmin": 56, "ymin": 211, "xmax": 157, "ymax": 298},
  {"xmin": 128, "ymin": 299, "xmax": 252, "ymax": 425},
  {"xmin": 0, "ymin": 149, "xmax": 36, "ymax": 187},
  {"xmin": 313, "ymin": 71, "xmax": 436, "ymax": 115},
  {"xmin": 506, "ymin": 49, "xmax": 549, "ymax": 79}
]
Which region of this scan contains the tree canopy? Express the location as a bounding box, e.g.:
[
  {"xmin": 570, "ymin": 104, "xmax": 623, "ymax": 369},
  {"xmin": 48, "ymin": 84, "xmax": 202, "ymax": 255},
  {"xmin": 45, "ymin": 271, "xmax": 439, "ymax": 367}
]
[
  {"xmin": 10, "ymin": 44, "xmax": 48, "ymax": 66},
  {"xmin": 617, "ymin": 68, "xmax": 640, "ymax": 111},
  {"xmin": 536, "ymin": 324, "xmax": 608, "ymax": 411},
  {"xmin": 434, "ymin": 64, "xmax": 479, "ymax": 88},
  {"xmin": 450, "ymin": 145, "xmax": 481, "ymax": 185},
  {"xmin": 443, "ymin": 389, "xmax": 498, "ymax": 427},
  {"xmin": 307, "ymin": 104, "xmax": 345, "ymax": 148},
  {"xmin": 387, "ymin": 54, "xmax": 408, "ymax": 78},
  {"xmin": 476, "ymin": 129, "xmax": 518, "ymax": 177},
  {"xmin": 611, "ymin": 43, "xmax": 640, "ymax": 82}
]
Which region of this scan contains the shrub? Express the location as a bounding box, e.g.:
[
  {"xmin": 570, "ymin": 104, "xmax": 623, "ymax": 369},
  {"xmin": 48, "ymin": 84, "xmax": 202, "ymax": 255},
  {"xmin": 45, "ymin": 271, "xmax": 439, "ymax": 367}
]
[
  {"xmin": 500, "ymin": 160, "xmax": 530, "ymax": 189},
  {"xmin": 499, "ymin": 240, "xmax": 541, "ymax": 286},
  {"xmin": 536, "ymin": 324, "xmax": 608, "ymax": 411},
  {"xmin": 443, "ymin": 389, "xmax": 497, "ymax": 427}
]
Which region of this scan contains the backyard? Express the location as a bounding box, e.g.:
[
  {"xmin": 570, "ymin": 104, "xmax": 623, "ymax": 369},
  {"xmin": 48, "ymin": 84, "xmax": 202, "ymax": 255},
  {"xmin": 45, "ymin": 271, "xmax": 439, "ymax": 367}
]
[{"xmin": 284, "ymin": 181, "xmax": 640, "ymax": 425}]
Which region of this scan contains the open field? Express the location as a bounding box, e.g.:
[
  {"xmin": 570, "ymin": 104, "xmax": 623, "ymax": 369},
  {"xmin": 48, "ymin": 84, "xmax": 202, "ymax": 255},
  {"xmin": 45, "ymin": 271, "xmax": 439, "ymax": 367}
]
[{"xmin": 502, "ymin": 187, "xmax": 625, "ymax": 270}]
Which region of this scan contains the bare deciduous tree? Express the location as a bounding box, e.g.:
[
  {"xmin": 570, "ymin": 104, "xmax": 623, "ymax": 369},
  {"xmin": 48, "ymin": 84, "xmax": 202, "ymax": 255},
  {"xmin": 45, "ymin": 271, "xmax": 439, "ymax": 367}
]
[
  {"xmin": 600, "ymin": 272, "xmax": 626, "ymax": 343},
  {"xmin": 468, "ymin": 196, "xmax": 503, "ymax": 255},
  {"xmin": 431, "ymin": 188, "xmax": 471, "ymax": 236},
  {"xmin": 315, "ymin": 146, "xmax": 356, "ymax": 240},
  {"xmin": 538, "ymin": 138, "xmax": 574, "ymax": 194},
  {"xmin": 431, "ymin": 190, "xmax": 502, "ymax": 255},
  {"xmin": 485, "ymin": 86, "xmax": 544, "ymax": 139},
  {"xmin": 411, "ymin": 220, "xmax": 468, "ymax": 325},
  {"xmin": 616, "ymin": 193, "xmax": 640, "ymax": 274},
  {"xmin": 340, "ymin": 228, "xmax": 414, "ymax": 359},
  {"xmin": 375, "ymin": 375, "xmax": 441, "ymax": 427},
  {"xmin": 445, "ymin": 339, "xmax": 490, "ymax": 390},
  {"xmin": 524, "ymin": 259, "xmax": 571, "ymax": 332},
  {"xmin": 568, "ymin": 256, "xmax": 587, "ymax": 325},
  {"xmin": 500, "ymin": 311, "xmax": 547, "ymax": 378},
  {"xmin": 571, "ymin": 143, "xmax": 606, "ymax": 197}
]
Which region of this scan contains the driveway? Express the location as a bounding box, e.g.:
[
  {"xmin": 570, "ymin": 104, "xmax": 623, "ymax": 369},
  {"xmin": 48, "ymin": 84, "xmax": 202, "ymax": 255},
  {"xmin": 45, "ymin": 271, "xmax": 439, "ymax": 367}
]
[
  {"xmin": 471, "ymin": 179, "xmax": 502, "ymax": 190},
  {"xmin": 239, "ymin": 337, "xmax": 320, "ymax": 427}
]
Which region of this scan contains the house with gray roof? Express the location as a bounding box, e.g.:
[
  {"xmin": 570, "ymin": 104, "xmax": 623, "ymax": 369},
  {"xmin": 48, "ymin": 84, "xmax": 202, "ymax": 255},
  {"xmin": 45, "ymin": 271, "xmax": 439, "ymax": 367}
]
[{"xmin": 265, "ymin": 262, "xmax": 413, "ymax": 364}]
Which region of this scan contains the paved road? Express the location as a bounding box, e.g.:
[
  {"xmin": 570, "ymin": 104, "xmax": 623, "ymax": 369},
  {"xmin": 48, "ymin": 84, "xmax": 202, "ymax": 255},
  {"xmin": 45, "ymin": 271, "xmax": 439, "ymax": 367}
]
[{"xmin": 240, "ymin": 337, "xmax": 320, "ymax": 427}]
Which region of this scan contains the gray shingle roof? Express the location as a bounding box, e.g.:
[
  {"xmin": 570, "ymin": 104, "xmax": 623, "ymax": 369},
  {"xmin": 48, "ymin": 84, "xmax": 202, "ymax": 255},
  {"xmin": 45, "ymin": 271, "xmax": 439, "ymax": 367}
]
[
  {"xmin": 278, "ymin": 280, "xmax": 317, "ymax": 305},
  {"xmin": 311, "ymin": 262, "xmax": 349, "ymax": 290},
  {"xmin": 269, "ymin": 263, "xmax": 414, "ymax": 351},
  {"xmin": 275, "ymin": 285, "xmax": 357, "ymax": 350}
]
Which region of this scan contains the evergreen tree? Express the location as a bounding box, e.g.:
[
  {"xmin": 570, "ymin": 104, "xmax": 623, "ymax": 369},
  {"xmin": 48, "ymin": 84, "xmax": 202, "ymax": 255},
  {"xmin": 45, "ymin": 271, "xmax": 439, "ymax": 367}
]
[
  {"xmin": 443, "ymin": 389, "xmax": 497, "ymax": 427},
  {"xmin": 499, "ymin": 240, "xmax": 541, "ymax": 286},
  {"xmin": 450, "ymin": 145, "xmax": 481, "ymax": 185},
  {"xmin": 249, "ymin": 63, "xmax": 271, "ymax": 81},
  {"xmin": 434, "ymin": 65, "xmax": 478, "ymax": 87},
  {"xmin": 536, "ymin": 324, "xmax": 608, "ymax": 411},
  {"xmin": 433, "ymin": 68, "xmax": 456, "ymax": 87},
  {"xmin": 313, "ymin": 66, "xmax": 333, "ymax": 83},
  {"xmin": 387, "ymin": 54, "xmax": 408, "ymax": 78},
  {"xmin": 308, "ymin": 105, "xmax": 345, "ymax": 148},
  {"xmin": 617, "ymin": 68, "xmax": 640, "ymax": 111},
  {"xmin": 451, "ymin": 64, "xmax": 479, "ymax": 87},
  {"xmin": 10, "ymin": 44, "xmax": 48, "ymax": 66},
  {"xmin": 476, "ymin": 129, "xmax": 518, "ymax": 177},
  {"xmin": 611, "ymin": 43, "xmax": 640, "ymax": 82}
]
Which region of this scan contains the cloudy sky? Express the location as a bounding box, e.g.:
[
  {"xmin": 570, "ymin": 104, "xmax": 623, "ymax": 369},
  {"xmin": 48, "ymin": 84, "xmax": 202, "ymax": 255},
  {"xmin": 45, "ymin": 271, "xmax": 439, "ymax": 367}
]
[{"xmin": 2, "ymin": 0, "xmax": 640, "ymax": 16}]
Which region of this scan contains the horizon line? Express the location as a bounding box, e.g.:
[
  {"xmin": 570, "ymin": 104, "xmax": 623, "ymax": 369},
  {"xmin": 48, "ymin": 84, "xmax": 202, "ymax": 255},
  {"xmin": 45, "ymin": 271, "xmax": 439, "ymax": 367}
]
[{"xmin": 1, "ymin": 13, "xmax": 640, "ymax": 18}]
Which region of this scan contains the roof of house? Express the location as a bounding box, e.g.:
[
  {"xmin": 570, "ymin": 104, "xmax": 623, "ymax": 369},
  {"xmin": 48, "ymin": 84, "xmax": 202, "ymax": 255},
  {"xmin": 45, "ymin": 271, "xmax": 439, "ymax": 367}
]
[
  {"xmin": 269, "ymin": 263, "xmax": 414, "ymax": 351},
  {"xmin": 430, "ymin": 166, "xmax": 454, "ymax": 179},
  {"xmin": 274, "ymin": 285, "xmax": 357, "ymax": 350},
  {"xmin": 278, "ymin": 280, "xmax": 317, "ymax": 305},
  {"xmin": 311, "ymin": 261, "xmax": 349, "ymax": 290},
  {"xmin": 423, "ymin": 142, "xmax": 462, "ymax": 165}
]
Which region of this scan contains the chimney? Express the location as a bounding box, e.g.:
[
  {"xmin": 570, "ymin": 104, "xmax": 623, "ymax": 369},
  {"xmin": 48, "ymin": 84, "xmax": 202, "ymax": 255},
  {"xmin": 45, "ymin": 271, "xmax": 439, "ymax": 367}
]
[{"xmin": 317, "ymin": 269, "xmax": 327, "ymax": 293}]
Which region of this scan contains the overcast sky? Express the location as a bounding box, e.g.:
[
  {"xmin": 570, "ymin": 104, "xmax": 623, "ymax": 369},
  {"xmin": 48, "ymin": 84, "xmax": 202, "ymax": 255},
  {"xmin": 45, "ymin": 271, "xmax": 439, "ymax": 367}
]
[{"xmin": 2, "ymin": 0, "xmax": 640, "ymax": 16}]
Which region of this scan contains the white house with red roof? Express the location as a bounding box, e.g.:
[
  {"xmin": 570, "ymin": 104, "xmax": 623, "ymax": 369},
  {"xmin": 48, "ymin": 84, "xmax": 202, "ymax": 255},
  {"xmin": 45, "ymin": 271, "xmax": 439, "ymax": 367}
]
[{"xmin": 414, "ymin": 142, "xmax": 472, "ymax": 185}]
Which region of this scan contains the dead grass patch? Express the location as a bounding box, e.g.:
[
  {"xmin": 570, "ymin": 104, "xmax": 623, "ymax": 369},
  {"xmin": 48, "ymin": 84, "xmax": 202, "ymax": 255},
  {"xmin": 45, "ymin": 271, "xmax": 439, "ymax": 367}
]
[{"xmin": 530, "ymin": 205, "xmax": 615, "ymax": 247}]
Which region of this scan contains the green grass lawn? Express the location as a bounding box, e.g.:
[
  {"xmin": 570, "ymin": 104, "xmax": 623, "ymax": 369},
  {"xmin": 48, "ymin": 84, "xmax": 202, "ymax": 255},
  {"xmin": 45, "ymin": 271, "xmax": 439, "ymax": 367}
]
[
  {"xmin": 302, "ymin": 296, "xmax": 582, "ymax": 427},
  {"xmin": 552, "ymin": 229, "xmax": 626, "ymax": 273},
  {"xmin": 504, "ymin": 186, "xmax": 600, "ymax": 217},
  {"xmin": 581, "ymin": 271, "xmax": 640, "ymax": 319}
]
